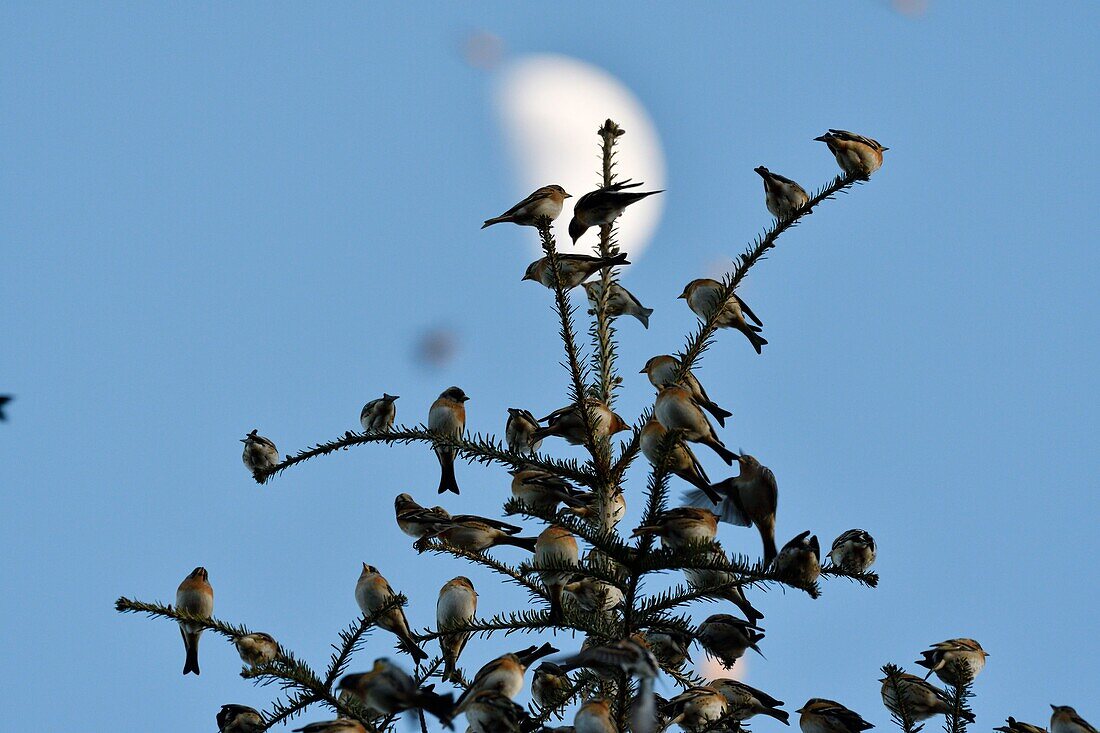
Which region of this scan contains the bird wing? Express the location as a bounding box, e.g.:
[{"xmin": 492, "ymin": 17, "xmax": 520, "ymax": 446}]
[
  {"xmin": 495, "ymin": 188, "xmax": 552, "ymax": 218},
  {"xmin": 733, "ymin": 294, "xmax": 764, "ymax": 327},
  {"xmin": 760, "ymin": 467, "xmax": 779, "ymax": 514}
]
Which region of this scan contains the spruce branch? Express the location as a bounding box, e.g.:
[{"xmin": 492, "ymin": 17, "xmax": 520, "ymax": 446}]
[
  {"xmin": 820, "ymin": 563, "xmax": 880, "ymax": 588},
  {"xmin": 881, "ymin": 663, "xmax": 925, "ymax": 733},
  {"xmin": 589, "ymin": 118, "xmax": 627, "ymax": 408},
  {"xmin": 421, "ymin": 540, "xmax": 550, "ymax": 600},
  {"xmin": 943, "ymin": 660, "xmax": 975, "ymax": 733},
  {"xmin": 503, "ymin": 497, "xmax": 637, "ymax": 567}
]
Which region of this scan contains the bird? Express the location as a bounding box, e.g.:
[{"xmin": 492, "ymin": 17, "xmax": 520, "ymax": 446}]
[
  {"xmin": 394, "ymin": 494, "xmax": 453, "ymax": 541},
  {"xmin": 337, "ymin": 658, "xmax": 454, "ymax": 725},
  {"xmin": 429, "ymin": 386, "xmax": 468, "ymax": 494},
  {"xmin": 996, "ymin": 718, "xmax": 1048, "ymax": 733},
  {"xmin": 915, "ymin": 638, "xmax": 988, "ymax": 685},
  {"xmin": 645, "ymin": 629, "xmax": 693, "ymax": 668},
  {"xmin": 754, "ymin": 166, "xmax": 809, "ymax": 220},
  {"xmin": 631, "ymin": 507, "xmax": 718, "ymax": 550},
  {"xmin": 710, "ymin": 679, "xmax": 788, "ymax": 724},
  {"xmin": 434, "ymin": 517, "xmax": 538, "ymax": 553},
  {"xmin": 639, "ymin": 418, "xmax": 721, "ymax": 503},
  {"xmin": 506, "ymin": 408, "xmax": 543, "ymax": 454},
  {"xmin": 354, "ymin": 563, "xmax": 427, "ymax": 663},
  {"xmin": 574, "ymin": 698, "xmax": 618, "ymax": 733},
  {"xmin": 696, "ymin": 614, "xmax": 764, "ymax": 669},
  {"xmin": 241, "ymin": 429, "xmax": 279, "ymax": 480},
  {"xmin": 482, "ymin": 185, "xmax": 571, "ymax": 228},
  {"xmin": 233, "ymin": 632, "xmax": 279, "ymax": 669},
  {"xmin": 360, "ymin": 393, "xmax": 398, "ymax": 432},
  {"xmin": 829, "ymin": 529, "xmax": 877, "ymax": 573},
  {"xmin": 814, "ymin": 129, "xmax": 888, "ymax": 177},
  {"xmin": 557, "ymin": 635, "xmax": 660, "ymax": 679},
  {"xmin": 455, "ymin": 643, "xmax": 559, "ymax": 712},
  {"xmin": 534, "ymin": 526, "xmax": 579, "ymax": 622},
  {"xmin": 464, "ymin": 690, "xmax": 532, "ymax": 733},
  {"xmin": 532, "ymin": 662, "xmax": 572, "ymax": 710},
  {"xmin": 562, "ymin": 574, "xmax": 625, "ymax": 613},
  {"xmin": 688, "ymin": 452, "xmax": 779, "ymax": 561},
  {"xmin": 583, "ymin": 280, "xmax": 654, "ymax": 328},
  {"xmin": 640, "ymin": 354, "xmax": 732, "ymax": 427},
  {"xmin": 654, "ymin": 384, "xmax": 739, "ymax": 464},
  {"xmin": 683, "ymin": 542, "xmax": 764, "ymax": 624},
  {"xmin": 176, "ymin": 566, "xmax": 213, "ymax": 675},
  {"xmin": 523, "ymin": 252, "xmax": 630, "ymax": 290},
  {"xmin": 0, "ymin": 395, "xmax": 11, "ymax": 421},
  {"xmin": 797, "ymin": 698, "xmax": 875, "ymax": 733},
  {"xmin": 437, "ymin": 576, "xmax": 477, "ymax": 684},
  {"xmin": 661, "ymin": 686, "xmax": 729, "ymax": 732},
  {"xmin": 1051, "ymin": 707, "xmax": 1097, "ymax": 733},
  {"xmin": 293, "ymin": 720, "xmax": 368, "ymax": 733},
  {"xmin": 217, "ymin": 704, "xmax": 265, "ymax": 733},
  {"xmin": 879, "ymin": 672, "xmax": 974, "ymax": 723},
  {"xmin": 533, "ymin": 401, "xmax": 628, "ymax": 446},
  {"xmin": 772, "ymin": 531, "xmax": 821, "ymax": 589},
  {"xmin": 679, "ymin": 277, "xmax": 767, "ymax": 353},
  {"xmin": 509, "ymin": 468, "xmax": 587, "ymax": 514},
  {"xmin": 568, "ymin": 180, "xmax": 663, "ymax": 244},
  {"xmin": 566, "ymin": 489, "xmax": 627, "ymax": 529}
]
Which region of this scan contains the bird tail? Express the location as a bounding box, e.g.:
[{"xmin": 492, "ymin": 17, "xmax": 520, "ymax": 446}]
[
  {"xmin": 762, "ymin": 708, "xmax": 790, "ymax": 725},
  {"xmin": 711, "ymin": 441, "xmax": 740, "ymax": 465},
  {"xmin": 530, "ymin": 426, "xmax": 556, "ymax": 442},
  {"xmin": 401, "ymin": 635, "xmax": 429, "ymax": 663},
  {"xmin": 682, "ymin": 471, "xmax": 722, "ymax": 504},
  {"xmin": 600, "ymin": 252, "xmax": 630, "ymax": 269},
  {"xmin": 700, "ymin": 400, "xmax": 732, "ymax": 427},
  {"xmin": 548, "ymin": 585, "xmax": 565, "ymax": 624},
  {"xmin": 739, "ymin": 325, "xmax": 768, "ymax": 354},
  {"xmin": 481, "ymin": 216, "xmax": 505, "ymax": 229},
  {"xmin": 499, "ymin": 535, "xmax": 538, "ymax": 552},
  {"xmin": 437, "ymin": 452, "xmax": 460, "ymax": 495},
  {"xmin": 181, "ymin": 629, "xmax": 200, "ymax": 675},
  {"xmin": 761, "ymin": 529, "xmax": 778, "ymax": 566},
  {"xmin": 637, "ymin": 307, "xmax": 654, "ymax": 329},
  {"xmin": 728, "ymin": 589, "xmax": 765, "ymax": 625},
  {"xmin": 442, "ymin": 653, "xmax": 459, "ymax": 684},
  {"xmin": 415, "ymin": 690, "xmax": 456, "ymax": 727}
]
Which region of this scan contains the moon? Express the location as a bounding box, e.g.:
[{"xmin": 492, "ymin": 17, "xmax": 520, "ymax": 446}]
[{"xmin": 494, "ymin": 53, "xmax": 667, "ymax": 257}]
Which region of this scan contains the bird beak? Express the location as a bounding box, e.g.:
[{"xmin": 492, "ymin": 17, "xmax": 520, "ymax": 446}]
[
  {"xmin": 795, "ymin": 707, "xmax": 806, "ymax": 714},
  {"xmin": 564, "ymin": 193, "xmax": 573, "ymax": 198},
  {"xmin": 676, "ymin": 293, "xmax": 686, "ymax": 299},
  {"xmin": 638, "ymin": 367, "xmax": 647, "ymax": 373},
  {"xmin": 239, "ymin": 438, "xmax": 248, "ymax": 443},
  {"xmin": 881, "ymin": 146, "xmax": 890, "ymax": 151},
  {"xmin": 521, "ymin": 273, "xmax": 532, "ymax": 281},
  {"xmin": 813, "ymin": 135, "xmax": 828, "ymax": 142}
]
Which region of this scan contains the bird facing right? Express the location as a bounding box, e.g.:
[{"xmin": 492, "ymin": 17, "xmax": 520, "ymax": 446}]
[{"xmin": 797, "ymin": 698, "xmax": 874, "ymax": 733}]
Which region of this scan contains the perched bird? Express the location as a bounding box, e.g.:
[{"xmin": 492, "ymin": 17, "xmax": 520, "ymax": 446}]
[
  {"xmin": 482, "ymin": 185, "xmax": 571, "ymax": 229},
  {"xmin": 683, "ymin": 542, "xmax": 763, "ymax": 624},
  {"xmin": 217, "ymin": 704, "xmax": 265, "ymax": 733},
  {"xmin": 532, "ymin": 662, "xmax": 572, "ymax": 710},
  {"xmin": 456, "ymin": 643, "xmax": 559, "ymax": 712},
  {"xmin": 772, "ymin": 531, "xmax": 821, "ymax": 589},
  {"xmin": 654, "ymin": 384, "xmax": 738, "ymax": 464},
  {"xmin": 754, "ymin": 166, "xmax": 809, "ymax": 220},
  {"xmin": 437, "ymin": 576, "xmax": 478, "ymax": 684},
  {"xmin": 0, "ymin": 395, "xmax": 11, "ymax": 421},
  {"xmin": 696, "ymin": 614, "xmax": 764, "ymax": 669},
  {"xmin": 632, "ymin": 507, "xmax": 718, "ymax": 550},
  {"xmin": 354, "ymin": 563, "xmax": 427, "ymax": 663},
  {"xmin": 337, "ymin": 659, "xmax": 454, "ymax": 725},
  {"xmin": 814, "ymin": 129, "xmax": 888, "ymax": 177},
  {"xmin": 429, "ymin": 386, "xmax": 468, "ymax": 494},
  {"xmin": 640, "ymin": 355, "xmax": 731, "ymax": 426},
  {"xmin": 435, "ymin": 517, "xmax": 538, "ymax": 553},
  {"xmin": 583, "ymin": 280, "xmax": 654, "ymax": 328},
  {"xmin": 176, "ymin": 566, "xmax": 213, "ymax": 675},
  {"xmin": 557, "ymin": 635, "xmax": 659, "ymax": 679},
  {"xmin": 394, "ymin": 494, "xmax": 452, "ymax": 541},
  {"xmin": 1051, "ymin": 707, "xmax": 1096, "ymax": 733},
  {"xmin": 915, "ymin": 639, "xmax": 988, "ymax": 685},
  {"xmin": 241, "ymin": 429, "xmax": 279, "ymax": 479},
  {"xmin": 233, "ymin": 632, "xmax": 279, "ymax": 669},
  {"xmin": 661, "ymin": 686, "xmax": 729, "ymax": 732},
  {"xmin": 679, "ymin": 279, "xmax": 767, "ymax": 354},
  {"xmin": 523, "ymin": 252, "xmax": 630, "ymax": 290},
  {"xmin": 567, "ymin": 489, "xmax": 627, "ymax": 529},
  {"xmin": 645, "ymin": 629, "xmax": 694, "ymax": 668},
  {"xmin": 711, "ymin": 679, "xmax": 788, "ymax": 724},
  {"xmin": 575, "ymin": 698, "xmax": 618, "ymax": 733},
  {"xmin": 568, "ymin": 180, "xmax": 663, "ymax": 244},
  {"xmin": 829, "ymin": 530, "xmax": 877, "ymax": 573},
  {"xmin": 506, "ymin": 408, "xmax": 543, "ymax": 454},
  {"xmin": 534, "ymin": 526, "xmax": 579, "ymax": 622},
  {"xmin": 797, "ymin": 698, "xmax": 874, "ymax": 733},
  {"xmin": 688, "ymin": 453, "xmax": 779, "ymax": 561},
  {"xmin": 293, "ymin": 721, "xmax": 368, "ymax": 733},
  {"xmin": 879, "ymin": 672, "xmax": 974, "ymax": 723},
  {"xmin": 464, "ymin": 690, "xmax": 532, "ymax": 733},
  {"xmin": 510, "ymin": 468, "xmax": 587, "ymax": 514},
  {"xmin": 360, "ymin": 393, "xmax": 398, "ymax": 432},
  {"xmin": 534, "ymin": 401, "xmax": 628, "ymax": 446},
  {"xmin": 996, "ymin": 718, "xmax": 1048, "ymax": 733},
  {"xmin": 562, "ymin": 575, "xmax": 624, "ymax": 613},
  {"xmin": 639, "ymin": 418, "xmax": 721, "ymax": 503}
]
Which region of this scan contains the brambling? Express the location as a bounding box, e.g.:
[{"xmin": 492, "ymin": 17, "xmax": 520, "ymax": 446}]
[
  {"xmin": 632, "ymin": 507, "xmax": 718, "ymax": 550},
  {"xmin": 654, "ymin": 384, "xmax": 739, "ymax": 464},
  {"xmin": 583, "ymin": 280, "xmax": 654, "ymax": 328},
  {"xmin": 293, "ymin": 721, "xmax": 368, "ymax": 733},
  {"xmin": 394, "ymin": 493, "xmax": 452, "ymax": 540},
  {"xmin": 534, "ymin": 526, "xmax": 579, "ymax": 622},
  {"xmin": 641, "ymin": 355, "xmax": 732, "ymax": 427},
  {"xmin": 482, "ymin": 185, "xmax": 571, "ymax": 229},
  {"xmin": 464, "ymin": 690, "xmax": 531, "ymax": 733},
  {"xmin": 574, "ymin": 698, "xmax": 617, "ymax": 733},
  {"xmin": 640, "ymin": 418, "xmax": 721, "ymax": 503},
  {"xmin": 645, "ymin": 629, "xmax": 694, "ymax": 668},
  {"xmin": 797, "ymin": 698, "xmax": 874, "ymax": 733},
  {"xmin": 176, "ymin": 566, "xmax": 213, "ymax": 675},
  {"xmin": 429, "ymin": 386, "xmax": 468, "ymax": 495},
  {"xmin": 532, "ymin": 662, "xmax": 571, "ymax": 710},
  {"xmin": 510, "ymin": 468, "xmax": 586, "ymax": 514},
  {"xmin": 754, "ymin": 167, "xmax": 809, "ymax": 220},
  {"xmin": 354, "ymin": 563, "xmax": 427, "ymax": 663},
  {"xmin": 455, "ymin": 643, "xmax": 558, "ymax": 712},
  {"xmin": 829, "ymin": 529, "xmax": 877, "ymax": 573},
  {"xmin": 233, "ymin": 632, "xmax": 279, "ymax": 669},
  {"xmin": 772, "ymin": 531, "xmax": 821, "ymax": 587},
  {"xmin": 338, "ymin": 658, "xmax": 454, "ymax": 725},
  {"xmin": 534, "ymin": 401, "xmax": 628, "ymax": 446},
  {"xmin": 217, "ymin": 704, "xmax": 264, "ymax": 733},
  {"xmin": 879, "ymin": 672, "xmax": 973, "ymax": 722},
  {"xmin": 687, "ymin": 453, "xmax": 779, "ymax": 561},
  {"xmin": 915, "ymin": 638, "xmax": 987, "ymax": 685},
  {"xmin": 711, "ymin": 679, "xmax": 788, "ymax": 724},
  {"xmin": 0, "ymin": 395, "xmax": 11, "ymax": 421},
  {"xmin": 437, "ymin": 576, "xmax": 478, "ymax": 684},
  {"xmin": 562, "ymin": 574, "xmax": 624, "ymax": 613},
  {"xmin": 697, "ymin": 614, "xmax": 763, "ymax": 669},
  {"xmin": 360, "ymin": 393, "xmax": 398, "ymax": 432},
  {"xmin": 559, "ymin": 635, "xmax": 658, "ymax": 678},
  {"xmin": 435, "ymin": 517, "xmax": 538, "ymax": 553},
  {"xmin": 679, "ymin": 279, "xmax": 767, "ymax": 354},
  {"xmin": 1051, "ymin": 707, "xmax": 1096, "ymax": 733},
  {"xmin": 683, "ymin": 542, "xmax": 763, "ymax": 624},
  {"xmin": 523, "ymin": 252, "xmax": 630, "ymax": 290},
  {"xmin": 814, "ymin": 130, "xmax": 887, "ymax": 177},
  {"xmin": 568, "ymin": 179, "xmax": 663, "ymax": 244},
  {"xmin": 567, "ymin": 489, "xmax": 627, "ymax": 529},
  {"xmin": 662, "ymin": 686, "xmax": 729, "ymax": 732},
  {"xmin": 241, "ymin": 429, "xmax": 279, "ymax": 479},
  {"xmin": 997, "ymin": 717, "xmax": 1048, "ymax": 733},
  {"xmin": 505, "ymin": 408, "xmax": 543, "ymax": 455}
]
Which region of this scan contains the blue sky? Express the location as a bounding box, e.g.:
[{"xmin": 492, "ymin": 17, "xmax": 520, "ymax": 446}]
[{"xmin": 2, "ymin": 2, "xmax": 1098, "ymax": 731}]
